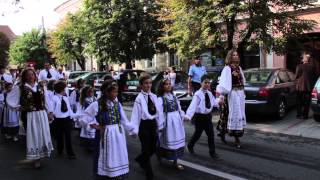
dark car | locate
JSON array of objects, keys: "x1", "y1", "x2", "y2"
[
  {"x1": 244, "y1": 68, "x2": 297, "y2": 119},
  {"x1": 311, "y1": 77, "x2": 320, "y2": 122},
  {"x1": 68, "y1": 72, "x2": 110, "y2": 90},
  {"x1": 68, "y1": 71, "x2": 89, "y2": 80}
]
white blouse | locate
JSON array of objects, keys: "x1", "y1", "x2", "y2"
[{"x1": 185, "y1": 88, "x2": 218, "y2": 120}]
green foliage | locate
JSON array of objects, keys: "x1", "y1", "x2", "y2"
[
  {"x1": 9, "y1": 29, "x2": 49, "y2": 68},
  {"x1": 157, "y1": 0, "x2": 316, "y2": 59},
  {"x1": 48, "y1": 12, "x2": 88, "y2": 70},
  {"x1": 0, "y1": 32, "x2": 10, "y2": 68},
  {"x1": 82, "y1": 0, "x2": 166, "y2": 69}
]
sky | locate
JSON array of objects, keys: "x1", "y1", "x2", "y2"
[{"x1": 0, "y1": 0, "x2": 66, "y2": 35}]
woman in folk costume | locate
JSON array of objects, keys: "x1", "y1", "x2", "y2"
[
  {"x1": 131, "y1": 74, "x2": 164, "y2": 180},
  {"x1": 1, "y1": 75, "x2": 20, "y2": 141},
  {"x1": 70, "y1": 78, "x2": 85, "y2": 129},
  {"x1": 77, "y1": 85, "x2": 96, "y2": 151},
  {"x1": 6, "y1": 68, "x2": 54, "y2": 168},
  {"x1": 216, "y1": 49, "x2": 246, "y2": 148},
  {"x1": 82, "y1": 80, "x2": 135, "y2": 180},
  {"x1": 156, "y1": 79, "x2": 185, "y2": 170}
]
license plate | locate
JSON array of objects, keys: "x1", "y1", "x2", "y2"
[{"x1": 128, "y1": 86, "x2": 137, "y2": 90}]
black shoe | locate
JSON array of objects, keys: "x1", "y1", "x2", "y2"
[
  {"x1": 68, "y1": 154, "x2": 77, "y2": 159},
  {"x1": 146, "y1": 170, "x2": 154, "y2": 180},
  {"x1": 187, "y1": 144, "x2": 194, "y2": 154},
  {"x1": 209, "y1": 152, "x2": 219, "y2": 159},
  {"x1": 135, "y1": 157, "x2": 146, "y2": 170},
  {"x1": 218, "y1": 133, "x2": 227, "y2": 144}
]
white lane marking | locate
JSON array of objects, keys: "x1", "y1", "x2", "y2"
[{"x1": 179, "y1": 159, "x2": 248, "y2": 180}]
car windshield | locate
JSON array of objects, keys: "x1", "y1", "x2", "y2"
[
  {"x1": 69, "y1": 72, "x2": 88, "y2": 79},
  {"x1": 244, "y1": 71, "x2": 272, "y2": 84}
]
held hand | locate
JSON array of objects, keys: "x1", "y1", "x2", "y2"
[
  {"x1": 184, "y1": 116, "x2": 190, "y2": 121},
  {"x1": 48, "y1": 113, "x2": 54, "y2": 121},
  {"x1": 188, "y1": 88, "x2": 192, "y2": 96},
  {"x1": 90, "y1": 124, "x2": 101, "y2": 130}
]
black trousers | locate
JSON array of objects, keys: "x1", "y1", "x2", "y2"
[
  {"x1": 189, "y1": 113, "x2": 216, "y2": 153},
  {"x1": 296, "y1": 91, "x2": 312, "y2": 118},
  {"x1": 21, "y1": 111, "x2": 27, "y2": 131},
  {"x1": 136, "y1": 120, "x2": 157, "y2": 177},
  {"x1": 191, "y1": 82, "x2": 201, "y2": 94},
  {"x1": 55, "y1": 117, "x2": 75, "y2": 155}
]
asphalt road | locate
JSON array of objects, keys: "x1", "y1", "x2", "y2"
[{"x1": 1, "y1": 110, "x2": 320, "y2": 180}]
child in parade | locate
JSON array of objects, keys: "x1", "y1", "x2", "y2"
[
  {"x1": 70, "y1": 78, "x2": 85, "y2": 129},
  {"x1": 51, "y1": 80, "x2": 77, "y2": 159},
  {"x1": 78, "y1": 85, "x2": 96, "y2": 151},
  {"x1": 1, "y1": 75, "x2": 20, "y2": 141},
  {"x1": 6, "y1": 68, "x2": 54, "y2": 168},
  {"x1": 185, "y1": 74, "x2": 218, "y2": 159},
  {"x1": 156, "y1": 78, "x2": 185, "y2": 170},
  {"x1": 216, "y1": 49, "x2": 246, "y2": 148},
  {"x1": 131, "y1": 74, "x2": 164, "y2": 180},
  {"x1": 82, "y1": 80, "x2": 135, "y2": 180},
  {"x1": 46, "y1": 80, "x2": 57, "y2": 139}
]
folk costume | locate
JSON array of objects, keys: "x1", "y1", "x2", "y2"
[
  {"x1": 157, "y1": 93, "x2": 185, "y2": 161},
  {"x1": 70, "y1": 88, "x2": 82, "y2": 128},
  {"x1": 51, "y1": 94, "x2": 77, "y2": 158},
  {"x1": 131, "y1": 91, "x2": 164, "y2": 179},
  {"x1": 216, "y1": 65, "x2": 246, "y2": 144},
  {"x1": 83, "y1": 98, "x2": 135, "y2": 179},
  {"x1": 185, "y1": 88, "x2": 218, "y2": 158},
  {"x1": 7, "y1": 83, "x2": 53, "y2": 160}
]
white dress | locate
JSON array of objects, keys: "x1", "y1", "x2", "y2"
[
  {"x1": 157, "y1": 93, "x2": 185, "y2": 160},
  {"x1": 69, "y1": 89, "x2": 81, "y2": 128},
  {"x1": 78, "y1": 97, "x2": 96, "y2": 139},
  {"x1": 2, "y1": 92, "x2": 20, "y2": 128},
  {"x1": 216, "y1": 65, "x2": 246, "y2": 131},
  {"x1": 7, "y1": 84, "x2": 54, "y2": 160},
  {"x1": 82, "y1": 99, "x2": 135, "y2": 178}
]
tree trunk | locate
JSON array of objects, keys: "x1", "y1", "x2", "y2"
[
  {"x1": 126, "y1": 60, "x2": 132, "y2": 69},
  {"x1": 76, "y1": 56, "x2": 86, "y2": 71},
  {"x1": 226, "y1": 15, "x2": 236, "y2": 51}
]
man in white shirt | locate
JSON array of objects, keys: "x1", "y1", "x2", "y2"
[{"x1": 38, "y1": 62, "x2": 59, "y2": 82}]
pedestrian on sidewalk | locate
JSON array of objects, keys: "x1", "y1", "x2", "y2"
[
  {"x1": 156, "y1": 78, "x2": 186, "y2": 170},
  {"x1": 6, "y1": 68, "x2": 54, "y2": 168},
  {"x1": 216, "y1": 49, "x2": 246, "y2": 149},
  {"x1": 82, "y1": 80, "x2": 135, "y2": 180},
  {"x1": 131, "y1": 73, "x2": 164, "y2": 180},
  {"x1": 295, "y1": 52, "x2": 317, "y2": 119},
  {"x1": 78, "y1": 85, "x2": 96, "y2": 151},
  {"x1": 185, "y1": 74, "x2": 218, "y2": 159},
  {"x1": 188, "y1": 56, "x2": 207, "y2": 95},
  {"x1": 1, "y1": 75, "x2": 20, "y2": 142},
  {"x1": 51, "y1": 80, "x2": 77, "y2": 159}
]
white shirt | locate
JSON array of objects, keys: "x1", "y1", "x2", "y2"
[
  {"x1": 52, "y1": 94, "x2": 75, "y2": 118},
  {"x1": 57, "y1": 72, "x2": 65, "y2": 80},
  {"x1": 130, "y1": 91, "x2": 164, "y2": 134},
  {"x1": 38, "y1": 68, "x2": 59, "y2": 81},
  {"x1": 168, "y1": 72, "x2": 176, "y2": 87},
  {"x1": 185, "y1": 88, "x2": 218, "y2": 120}
]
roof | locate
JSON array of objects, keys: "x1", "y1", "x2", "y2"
[{"x1": 0, "y1": 25, "x2": 16, "y2": 41}]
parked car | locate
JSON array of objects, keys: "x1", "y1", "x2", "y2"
[
  {"x1": 68, "y1": 72, "x2": 110, "y2": 90},
  {"x1": 244, "y1": 68, "x2": 297, "y2": 119},
  {"x1": 68, "y1": 71, "x2": 89, "y2": 80},
  {"x1": 311, "y1": 76, "x2": 320, "y2": 122}
]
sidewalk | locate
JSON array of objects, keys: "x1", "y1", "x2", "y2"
[{"x1": 123, "y1": 106, "x2": 320, "y2": 140}]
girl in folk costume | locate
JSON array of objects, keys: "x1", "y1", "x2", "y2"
[
  {"x1": 6, "y1": 68, "x2": 54, "y2": 168},
  {"x1": 216, "y1": 49, "x2": 246, "y2": 148},
  {"x1": 1, "y1": 75, "x2": 20, "y2": 141},
  {"x1": 156, "y1": 79, "x2": 185, "y2": 170},
  {"x1": 82, "y1": 80, "x2": 135, "y2": 180},
  {"x1": 185, "y1": 74, "x2": 219, "y2": 159},
  {"x1": 70, "y1": 78, "x2": 85, "y2": 128},
  {"x1": 131, "y1": 74, "x2": 164, "y2": 180},
  {"x1": 51, "y1": 80, "x2": 77, "y2": 159},
  {"x1": 77, "y1": 85, "x2": 96, "y2": 151}
]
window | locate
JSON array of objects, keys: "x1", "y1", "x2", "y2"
[
  {"x1": 277, "y1": 71, "x2": 290, "y2": 83},
  {"x1": 287, "y1": 71, "x2": 296, "y2": 82},
  {"x1": 244, "y1": 71, "x2": 272, "y2": 84}
]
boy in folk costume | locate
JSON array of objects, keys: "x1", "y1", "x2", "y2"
[
  {"x1": 185, "y1": 74, "x2": 218, "y2": 159},
  {"x1": 1, "y1": 75, "x2": 20, "y2": 141},
  {"x1": 77, "y1": 85, "x2": 96, "y2": 151},
  {"x1": 82, "y1": 80, "x2": 135, "y2": 179},
  {"x1": 131, "y1": 74, "x2": 164, "y2": 180},
  {"x1": 216, "y1": 49, "x2": 246, "y2": 148},
  {"x1": 156, "y1": 79, "x2": 186, "y2": 170},
  {"x1": 6, "y1": 68, "x2": 54, "y2": 168},
  {"x1": 51, "y1": 80, "x2": 77, "y2": 159}
]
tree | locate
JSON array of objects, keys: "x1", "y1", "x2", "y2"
[
  {"x1": 156, "y1": 0, "x2": 316, "y2": 60},
  {"x1": 0, "y1": 32, "x2": 10, "y2": 68},
  {"x1": 9, "y1": 29, "x2": 50, "y2": 69},
  {"x1": 48, "y1": 12, "x2": 88, "y2": 70},
  {"x1": 82, "y1": 0, "x2": 166, "y2": 69}
]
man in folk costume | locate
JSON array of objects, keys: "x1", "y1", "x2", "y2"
[
  {"x1": 216, "y1": 49, "x2": 246, "y2": 148},
  {"x1": 7, "y1": 68, "x2": 54, "y2": 168}
]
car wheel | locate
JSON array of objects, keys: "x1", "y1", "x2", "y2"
[
  {"x1": 314, "y1": 114, "x2": 320, "y2": 122},
  {"x1": 276, "y1": 99, "x2": 286, "y2": 119}
]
